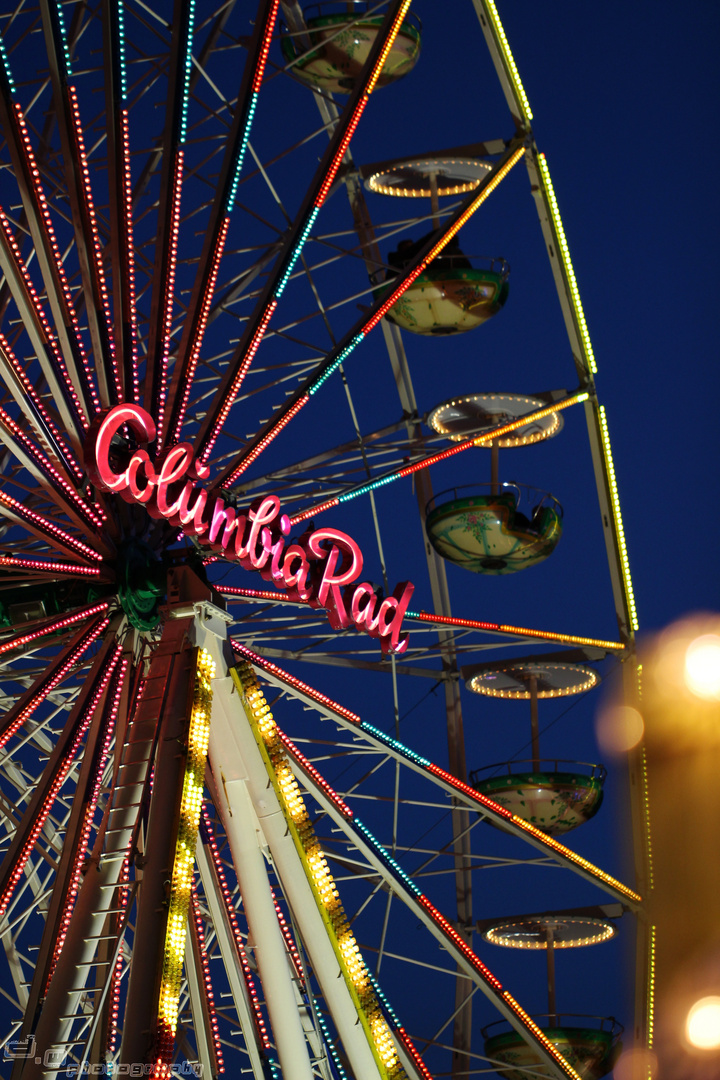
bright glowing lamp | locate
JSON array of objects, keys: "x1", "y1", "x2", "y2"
[
  {"x1": 686, "y1": 996, "x2": 720, "y2": 1050},
  {"x1": 684, "y1": 635, "x2": 720, "y2": 701}
]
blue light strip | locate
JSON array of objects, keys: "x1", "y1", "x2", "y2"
[
  {"x1": 358, "y1": 722, "x2": 432, "y2": 769},
  {"x1": 366, "y1": 970, "x2": 401, "y2": 1028},
  {"x1": 352, "y1": 818, "x2": 423, "y2": 900},
  {"x1": 178, "y1": 0, "x2": 196, "y2": 144},
  {"x1": 308, "y1": 334, "x2": 365, "y2": 395},
  {"x1": 224, "y1": 91, "x2": 258, "y2": 214},
  {"x1": 0, "y1": 33, "x2": 15, "y2": 95},
  {"x1": 315, "y1": 1008, "x2": 349, "y2": 1080},
  {"x1": 52, "y1": 0, "x2": 74, "y2": 80},
  {"x1": 274, "y1": 206, "x2": 321, "y2": 299},
  {"x1": 338, "y1": 469, "x2": 393, "y2": 501},
  {"x1": 117, "y1": 0, "x2": 128, "y2": 102}
]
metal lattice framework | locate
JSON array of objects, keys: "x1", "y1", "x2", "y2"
[{"x1": 0, "y1": 2, "x2": 651, "y2": 1079}]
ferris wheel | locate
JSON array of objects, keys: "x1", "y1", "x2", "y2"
[{"x1": 0, "y1": 2, "x2": 651, "y2": 1079}]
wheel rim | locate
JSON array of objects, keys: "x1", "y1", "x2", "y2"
[{"x1": 0, "y1": 3, "x2": 644, "y2": 1078}]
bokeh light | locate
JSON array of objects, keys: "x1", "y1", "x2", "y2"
[
  {"x1": 686, "y1": 996, "x2": 720, "y2": 1050},
  {"x1": 685, "y1": 636, "x2": 720, "y2": 701},
  {"x1": 613, "y1": 1047, "x2": 658, "y2": 1080},
  {"x1": 638, "y1": 614, "x2": 720, "y2": 750},
  {"x1": 596, "y1": 703, "x2": 644, "y2": 755}
]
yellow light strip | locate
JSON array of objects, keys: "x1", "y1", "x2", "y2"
[
  {"x1": 482, "y1": 0, "x2": 533, "y2": 123},
  {"x1": 365, "y1": 0, "x2": 413, "y2": 96},
  {"x1": 536, "y1": 153, "x2": 597, "y2": 375},
  {"x1": 410, "y1": 610, "x2": 624, "y2": 653},
  {"x1": 597, "y1": 405, "x2": 639, "y2": 630},
  {"x1": 647, "y1": 924, "x2": 656, "y2": 1051},
  {"x1": 640, "y1": 744, "x2": 654, "y2": 889},
  {"x1": 511, "y1": 815, "x2": 641, "y2": 904},
  {"x1": 470, "y1": 393, "x2": 587, "y2": 445},
  {"x1": 157, "y1": 649, "x2": 216, "y2": 1051},
  {"x1": 232, "y1": 662, "x2": 408, "y2": 1080},
  {"x1": 425, "y1": 147, "x2": 526, "y2": 265}
]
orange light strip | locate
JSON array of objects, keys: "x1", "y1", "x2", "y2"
[
  {"x1": 237, "y1": 643, "x2": 640, "y2": 905},
  {"x1": 365, "y1": 0, "x2": 413, "y2": 95},
  {"x1": 406, "y1": 610, "x2": 624, "y2": 652},
  {"x1": 508, "y1": 816, "x2": 640, "y2": 902},
  {"x1": 290, "y1": 393, "x2": 587, "y2": 525},
  {"x1": 500, "y1": 993, "x2": 581, "y2": 1077},
  {"x1": 220, "y1": 139, "x2": 524, "y2": 488},
  {"x1": 426, "y1": 147, "x2": 525, "y2": 263}
]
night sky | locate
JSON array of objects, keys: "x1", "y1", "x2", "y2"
[
  {"x1": 496, "y1": 1, "x2": 719, "y2": 632},
  {"x1": 200, "y1": 0, "x2": 719, "y2": 1068},
  {"x1": 0, "y1": 1, "x2": 716, "y2": 1074},
  {"x1": 245, "y1": 0, "x2": 719, "y2": 1066}
]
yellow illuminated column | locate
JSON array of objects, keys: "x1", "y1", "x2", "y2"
[
  {"x1": 476, "y1": 0, "x2": 533, "y2": 126},
  {"x1": 233, "y1": 660, "x2": 409, "y2": 1080},
  {"x1": 155, "y1": 648, "x2": 215, "y2": 1070}
]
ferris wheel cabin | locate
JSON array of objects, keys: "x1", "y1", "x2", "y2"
[
  {"x1": 425, "y1": 485, "x2": 563, "y2": 575},
  {"x1": 280, "y1": 3, "x2": 421, "y2": 93}
]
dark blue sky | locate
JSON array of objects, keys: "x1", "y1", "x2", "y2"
[
  {"x1": 498, "y1": 1, "x2": 719, "y2": 633},
  {"x1": 201, "y1": 2, "x2": 719, "y2": 1064},
  {"x1": 0, "y1": 2, "x2": 715, "y2": 1072},
  {"x1": 257, "y1": 1, "x2": 720, "y2": 1062}
]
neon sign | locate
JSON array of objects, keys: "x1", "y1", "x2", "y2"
[{"x1": 86, "y1": 405, "x2": 414, "y2": 654}]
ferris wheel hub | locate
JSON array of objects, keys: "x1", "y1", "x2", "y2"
[{"x1": 115, "y1": 539, "x2": 166, "y2": 631}]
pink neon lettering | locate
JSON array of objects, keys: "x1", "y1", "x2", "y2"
[
  {"x1": 232, "y1": 513, "x2": 250, "y2": 559},
  {"x1": 350, "y1": 582, "x2": 381, "y2": 634},
  {"x1": 281, "y1": 546, "x2": 312, "y2": 601},
  {"x1": 305, "y1": 528, "x2": 363, "y2": 630},
  {"x1": 87, "y1": 404, "x2": 156, "y2": 491},
  {"x1": 260, "y1": 532, "x2": 287, "y2": 587},
  {"x1": 151, "y1": 444, "x2": 195, "y2": 519},
  {"x1": 259, "y1": 513, "x2": 291, "y2": 588},
  {"x1": 126, "y1": 451, "x2": 157, "y2": 503},
  {"x1": 239, "y1": 497, "x2": 282, "y2": 571},
  {"x1": 208, "y1": 499, "x2": 237, "y2": 548},
  {"x1": 372, "y1": 582, "x2": 414, "y2": 655},
  {"x1": 88, "y1": 406, "x2": 414, "y2": 654},
  {"x1": 177, "y1": 484, "x2": 209, "y2": 536}
]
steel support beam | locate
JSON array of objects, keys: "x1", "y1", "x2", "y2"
[
  {"x1": 10, "y1": 619, "x2": 127, "y2": 1060},
  {"x1": 209, "y1": 674, "x2": 385, "y2": 1080},
  {"x1": 39, "y1": 0, "x2": 117, "y2": 407},
  {"x1": 286, "y1": 743, "x2": 574, "y2": 1080},
  {"x1": 165, "y1": 0, "x2": 280, "y2": 444},
  {"x1": 118, "y1": 610, "x2": 197, "y2": 1065},
  {"x1": 195, "y1": 836, "x2": 269, "y2": 1080}
]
